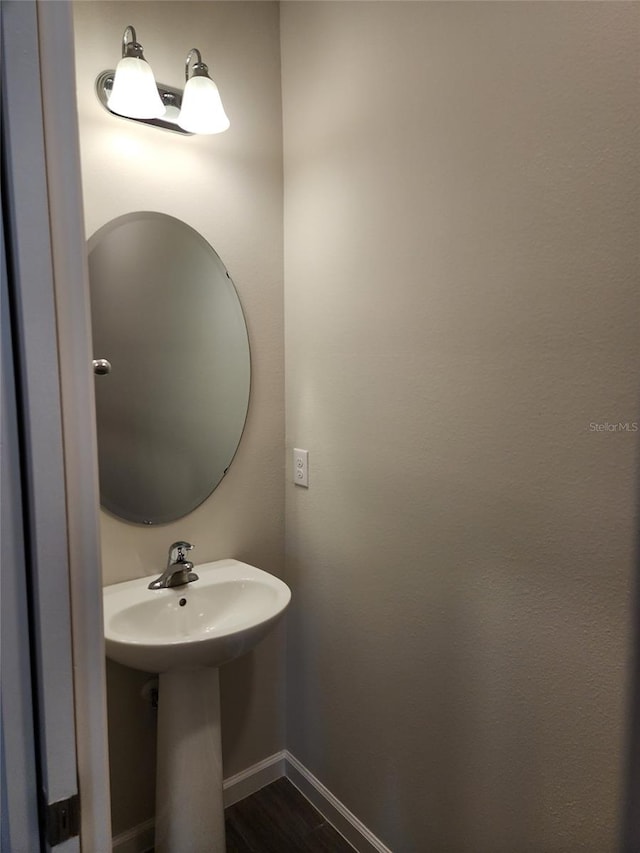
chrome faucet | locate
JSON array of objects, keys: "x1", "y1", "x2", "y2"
[{"x1": 148, "y1": 541, "x2": 199, "y2": 590}]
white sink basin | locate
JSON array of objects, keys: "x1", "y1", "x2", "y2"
[{"x1": 103, "y1": 559, "x2": 291, "y2": 672}]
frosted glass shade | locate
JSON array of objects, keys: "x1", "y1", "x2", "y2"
[
  {"x1": 107, "y1": 57, "x2": 165, "y2": 119},
  {"x1": 178, "y1": 76, "x2": 230, "y2": 135}
]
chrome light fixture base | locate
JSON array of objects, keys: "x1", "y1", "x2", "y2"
[{"x1": 96, "y1": 70, "x2": 193, "y2": 135}]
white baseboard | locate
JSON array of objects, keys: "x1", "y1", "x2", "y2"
[
  {"x1": 112, "y1": 817, "x2": 154, "y2": 853},
  {"x1": 112, "y1": 750, "x2": 391, "y2": 853},
  {"x1": 284, "y1": 751, "x2": 392, "y2": 853},
  {"x1": 223, "y1": 749, "x2": 287, "y2": 807}
]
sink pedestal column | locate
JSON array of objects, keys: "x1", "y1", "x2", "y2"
[{"x1": 155, "y1": 668, "x2": 225, "y2": 853}]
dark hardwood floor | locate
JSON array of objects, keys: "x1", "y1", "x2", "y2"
[{"x1": 225, "y1": 777, "x2": 355, "y2": 852}]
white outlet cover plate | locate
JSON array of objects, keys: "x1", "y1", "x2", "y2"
[{"x1": 293, "y1": 448, "x2": 309, "y2": 487}]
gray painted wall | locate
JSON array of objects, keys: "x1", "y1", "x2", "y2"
[{"x1": 281, "y1": 3, "x2": 639, "y2": 851}]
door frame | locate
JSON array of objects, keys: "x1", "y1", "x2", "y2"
[
  {"x1": 2, "y1": 0, "x2": 111, "y2": 849},
  {"x1": 1, "y1": 164, "x2": 42, "y2": 853}
]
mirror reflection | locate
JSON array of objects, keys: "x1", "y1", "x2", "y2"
[{"x1": 88, "y1": 212, "x2": 250, "y2": 524}]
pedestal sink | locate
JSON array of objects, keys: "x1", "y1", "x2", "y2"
[{"x1": 102, "y1": 559, "x2": 291, "y2": 853}]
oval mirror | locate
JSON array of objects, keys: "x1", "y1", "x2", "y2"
[{"x1": 88, "y1": 212, "x2": 250, "y2": 525}]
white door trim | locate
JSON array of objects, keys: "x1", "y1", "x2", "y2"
[{"x1": 36, "y1": 1, "x2": 112, "y2": 848}]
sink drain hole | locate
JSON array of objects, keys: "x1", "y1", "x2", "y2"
[{"x1": 179, "y1": 598, "x2": 187, "y2": 607}]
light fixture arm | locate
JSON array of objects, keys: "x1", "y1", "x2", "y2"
[
  {"x1": 185, "y1": 47, "x2": 210, "y2": 81},
  {"x1": 121, "y1": 25, "x2": 145, "y2": 59}
]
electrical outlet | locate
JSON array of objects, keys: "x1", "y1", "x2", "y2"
[{"x1": 293, "y1": 448, "x2": 309, "y2": 487}]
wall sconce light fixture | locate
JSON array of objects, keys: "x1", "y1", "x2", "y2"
[
  {"x1": 178, "y1": 49, "x2": 230, "y2": 135},
  {"x1": 96, "y1": 26, "x2": 230, "y2": 136},
  {"x1": 106, "y1": 26, "x2": 165, "y2": 120}
]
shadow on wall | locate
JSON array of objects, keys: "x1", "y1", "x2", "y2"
[
  {"x1": 219, "y1": 650, "x2": 255, "y2": 759},
  {"x1": 106, "y1": 661, "x2": 157, "y2": 836}
]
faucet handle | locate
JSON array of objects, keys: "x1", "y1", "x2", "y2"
[{"x1": 167, "y1": 541, "x2": 194, "y2": 565}]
